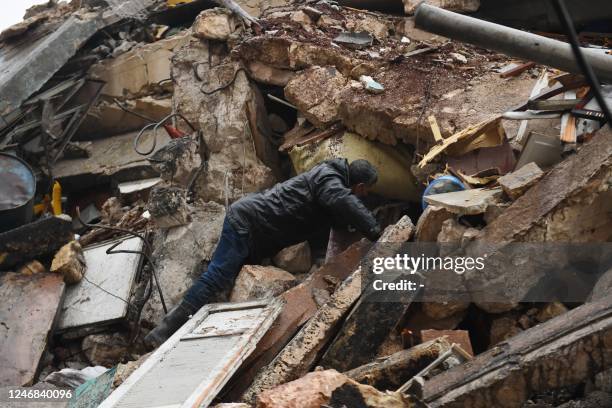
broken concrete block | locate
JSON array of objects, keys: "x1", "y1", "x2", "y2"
[
  {"x1": 329, "y1": 381, "x2": 412, "y2": 407},
  {"x1": 54, "y1": 131, "x2": 166, "y2": 191},
  {"x1": 256, "y1": 369, "x2": 411, "y2": 408},
  {"x1": 148, "y1": 136, "x2": 202, "y2": 187},
  {"x1": 437, "y1": 218, "x2": 468, "y2": 245},
  {"x1": 147, "y1": 186, "x2": 191, "y2": 229},
  {"x1": 290, "y1": 10, "x2": 313, "y2": 30},
  {"x1": 174, "y1": 38, "x2": 276, "y2": 205},
  {"x1": 141, "y1": 201, "x2": 225, "y2": 325},
  {"x1": 334, "y1": 31, "x2": 374, "y2": 50},
  {"x1": 272, "y1": 241, "x2": 312, "y2": 274},
  {"x1": 82, "y1": 333, "x2": 130, "y2": 367},
  {"x1": 424, "y1": 187, "x2": 503, "y2": 215},
  {"x1": 489, "y1": 316, "x2": 522, "y2": 347},
  {"x1": 403, "y1": 0, "x2": 480, "y2": 15},
  {"x1": 246, "y1": 61, "x2": 295, "y2": 86},
  {"x1": 194, "y1": 8, "x2": 236, "y2": 41},
  {"x1": 51, "y1": 241, "x2": 86, "y2": 284},
  {"x1": 345, "y1": 14, "x2": 390, "y2": 40},
  {"x1": 230, "y1": 265, "x2": 297, "y2": 302},
  {"x1": 78, "y1": 96, "x2": 172, "y2": 139},
  {"x1": 422, "y1": 301, "x2": 470, "y2": 321},
  {"x1": 415, "y1": 205, "x2": 455, "y2": 242},
  {"x1": 360, "y1": 75, "x2": 385, "y2": 94},
  {"x1": 345, "y1": 338, "x2": 452, "y2": 390},
  {"x1": 17, "y1": 260, "x2": 46, "y2": 276},
  {"x1": 89, "y1": 32, "x2": 190, "y2": 99},
  {"x1": 284, "y1": 66, "x2": 349, "y2": 128},
  {"x1": 420, "y1": 329, "x2": 474, "y2": 357},
  {"x1": 256, "y1": 370, "x2": 349, "y2": 408},
  {"x1": 535, "y1": 301, "x2": 569, "y2": 323},
  {"x1": 498, "y1": 162, "x2": 544, "y2": 200}
]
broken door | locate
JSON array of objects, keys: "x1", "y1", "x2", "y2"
[{"x1": 99, "y1": 299, "x2": 283, "y2": 408}]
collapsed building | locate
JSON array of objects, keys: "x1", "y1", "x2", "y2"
[{"x1": 0, "y1": 0, "x2": 611, "y2": 407}]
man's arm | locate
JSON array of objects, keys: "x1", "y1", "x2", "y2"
[{"x1": 317, "y1": 177, "x2": 381, "y2": 241}]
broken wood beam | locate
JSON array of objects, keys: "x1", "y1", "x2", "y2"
[
  {"x1": 344, "y1": 338, "x2": 452, "y2": 391},
  {"x1": 240, "y1": 217, "x2": 415, "y2": 404},
  {"x1": 499, "y1": 61, "x2": 535, "y2": 79},
  {"x1": 319, "y1": 217, "x2": 416, "y2": 372},
  {"x1": 423, "y1": 294, "x2": 612, "y2": 407},
  {"x1": 223, "y1": 240, "x2": 370, "y2": 400}
]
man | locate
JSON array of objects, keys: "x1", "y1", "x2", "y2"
[{"x1": 145, "y1": 158, "x2": 381, "y2": 347}]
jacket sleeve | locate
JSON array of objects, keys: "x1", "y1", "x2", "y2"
[{"x1": 316, "y1": 177, "x2": 381, "y2": 241}]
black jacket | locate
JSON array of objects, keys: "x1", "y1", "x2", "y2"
[{"x1": 227, "y1": 158, "x2": 380, "y2": 261}]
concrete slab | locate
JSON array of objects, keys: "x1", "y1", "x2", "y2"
[
  {"x1": 0, "y1": 273, "x2": 65, "y2": 386},
  {"x1": 424, "y1": 188, "x2": 503, "y2": 215},
  {"x1": 53, "y1": 131, "x2": 169, "y2": 190}
]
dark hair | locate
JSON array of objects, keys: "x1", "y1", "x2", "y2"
[{"x1": 349, "y1": 159, "x2": 378, "y2": 186}]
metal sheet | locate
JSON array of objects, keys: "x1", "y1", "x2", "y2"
[
  {"x1": 0, "y1": 273, "x2": 65, "y2": 386},
  {"x1": 0, "y1": 153, "x2": 35, "y2": 210},
  {"x1": 0, "y1": 14, "x2": 106, "y2": 117},
  {"x1": 100, "y1": 299, "x2": 284, "y2": 408},
  {"x1": 57, "y1": 237, "x2": 143, "y2": 332}
]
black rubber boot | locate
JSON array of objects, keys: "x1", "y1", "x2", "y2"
[{"x1": 144, "y1": 301, "x2": 193, "y2": 349}]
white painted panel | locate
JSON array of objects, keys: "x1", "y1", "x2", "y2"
[
  {"x1": 57, "y1": 237, "x2": 143, "y2": 331},
  {"x1": 100, "y1": 299, "x2": 284, "y2": 408}
]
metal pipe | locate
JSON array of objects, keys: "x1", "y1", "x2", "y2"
[{"x1": 415, "y1": 4, "x2": 612, "y2": 84}]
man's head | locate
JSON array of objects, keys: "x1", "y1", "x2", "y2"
[{"x1": 349, "y1": 159, "x2": 378, "y2": 197}]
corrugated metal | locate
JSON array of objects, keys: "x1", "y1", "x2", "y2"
[{"x1": 100, "y1": 299, "x2": 284, "y2": 408}]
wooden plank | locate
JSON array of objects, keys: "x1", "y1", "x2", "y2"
[
  {"x1": 344, "y1": 338, "x2": 451, "y2": 390},
  {"x1": 428, "y1": 115, "x2": 444, "y2": 143},
  {"x1": 424, "y1": 295, "x2": 612, "y2": 407},
  {"x1": 499, "y1": 61, "x2": 535, "y2": 79},
  {"x1": 241, "y1": 217, "x2": 415, "y2": 403},
  {"x1": 222, "y1": 240, "x2": 370, "y2": 401},
  {"x1": 418, "y1": 117, "x2": 504, "y2": 168},
  {"x1": 0, "y1": 273, "x2": 65, "y2": 386},
  {"x1": 316, "y1": 217, "x2": 416, "y2": 373},
  {"x1": 99, "y1": 299, "x2": 282, "y2": 408},
  {"x1": 57, "y1": 237, "x2": 144, "y2": 332},
  {"x1": 514, "y1": 69, "x2": 549, "y2": 145}
]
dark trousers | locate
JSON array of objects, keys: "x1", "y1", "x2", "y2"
[{"x1": 183, "y1": 217, "x2": 250, "y2": 311}]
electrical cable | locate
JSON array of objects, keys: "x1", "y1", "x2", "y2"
[
  {"x1": 552, "y1": 0, "x2": 612, "y2": 125},
  {"x1": 76, "y1": 207, "x2": 168, "y2": 314},
  {"x1": 133, "y1": 113, "x2": 196, "y2": 156}
]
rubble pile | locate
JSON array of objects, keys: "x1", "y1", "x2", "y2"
[{"x1": 0, "y1": 0, "x2": 611, "y2": 407}]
